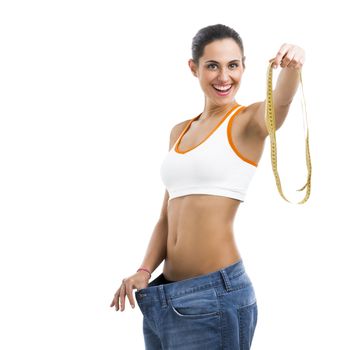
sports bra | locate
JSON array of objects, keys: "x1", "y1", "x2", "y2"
[{"x1": 159, "y1": 103, "x2": 258, "y2": 202}]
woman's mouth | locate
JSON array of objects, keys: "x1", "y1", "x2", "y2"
[{"x1": 212, "y1": 84, "x2": 233, "y2": 96}]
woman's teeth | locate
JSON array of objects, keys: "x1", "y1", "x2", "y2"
[
  {"x1": 213, "y1": 84, "x2": 232, "y2": 92},
  {"x1": 213, "y1": 84, "x2": 232, "y2": 95}
]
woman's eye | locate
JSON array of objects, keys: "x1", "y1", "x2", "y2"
[{"x1": 207, "y1": 63, "x2": 238, "y2": 70}]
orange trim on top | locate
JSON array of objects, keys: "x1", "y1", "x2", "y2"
[
  {"x1": 175, "y1": 103, "x2": 240, "y2": 154},
  {"x1": 227, "y1": 106, "x2": 258, "y2": 167}
]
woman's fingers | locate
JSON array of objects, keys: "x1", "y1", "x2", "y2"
[
  {"x1": 111, "y1": 274, "x2": 143, "y2": 312},
  {"x1": 271, "y1": 43, "x2": 305, "y2": 70},
  {"x1": 111, "y1": 295, "x2": 118, "y2": 310},
  {"x1": 119, "y1": 282, "x2": 126, "y2": 311},
  {"x1": 272, "y1": 43, "x2": 290, "y2": 68},
  {"x1": 109, "y1": 287, "x2": 121, "y2": 310},
  {"x1": 109, "y1": 284, "x2": 128, "y2": 312},
  {"x1": 280, "y1": 48, "x2": 296, "y2": 68},
  {"x1": 125, "y1": 284, "x2": 136, "y2": 309}
]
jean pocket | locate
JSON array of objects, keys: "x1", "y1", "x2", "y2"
[
  {"x1": 135, "y1": 286, "x2": 148, "y2": 295},
  {"x1": 170, "y1": 288, "x2": 220, "y2": 318}
]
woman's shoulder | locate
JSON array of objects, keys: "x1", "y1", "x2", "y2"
[
  {"x1": 167, "y1": 118, "x2": 193, "y2": 151},
  {"x1": 171, "y1": 117, "x2": 193, "y2": 137}
]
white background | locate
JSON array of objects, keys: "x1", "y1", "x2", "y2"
[{"x1": 1, "y1": 0, "x2": 349, "y2": 349}]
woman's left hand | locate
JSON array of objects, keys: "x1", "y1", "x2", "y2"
[{"x1": 271, "y1": 43, "x2": 305, "y2": 70}]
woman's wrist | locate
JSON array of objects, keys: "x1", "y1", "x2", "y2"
[{"x1": 137, "y1": 267, "x2": 151, "y2": 279}]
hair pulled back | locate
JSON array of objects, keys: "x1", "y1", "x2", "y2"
[{"x1": 191, "y1": 24, "x2": 245, "y2": 69}]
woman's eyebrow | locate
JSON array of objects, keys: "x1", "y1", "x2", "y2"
[{"x1": 205, "y1": 59, "x2": 241, "y2": 63}]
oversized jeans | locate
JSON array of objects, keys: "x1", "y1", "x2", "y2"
[{"x1": 135, "y1": 258, "x2": 258, "y2": 349}]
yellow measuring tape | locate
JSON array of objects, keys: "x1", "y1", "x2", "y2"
[{"x1": 265, "y1": 59, "x2": 312, "y2": 204}]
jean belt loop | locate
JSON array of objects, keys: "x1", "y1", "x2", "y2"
[
  {"x1": 158, "y1": 284, "x2": 168, "y2": 308},
  {"x1": 220, "y1": 269, "x2": 233, "y2": 292}
]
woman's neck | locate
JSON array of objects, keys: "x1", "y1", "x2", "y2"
[{"x1": 199, "y1": 99, "x2": 238, "y2": 121}]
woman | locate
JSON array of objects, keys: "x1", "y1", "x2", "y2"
[{"x1": 110, "y1": 24, "x2": 305, "y2": 349}]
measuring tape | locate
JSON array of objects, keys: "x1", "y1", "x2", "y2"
[{"x1": 265, "y1": 59, "x2": 312, "y2": 204}]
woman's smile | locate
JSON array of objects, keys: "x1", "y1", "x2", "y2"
[{"x1": 212, "y1": 83, "x2": 233, "y2": 96}]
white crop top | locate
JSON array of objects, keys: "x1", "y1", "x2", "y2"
[{"x1": 159, "y1": 104, "x2": 258, "y2": 202}]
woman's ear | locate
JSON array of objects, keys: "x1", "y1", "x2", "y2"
[
  {"x1": 242, "y1": 55, "x2": 246, "y2": 70},
  {"x1": 188, "y1": 59, "x2": 198, "y2": 77}
]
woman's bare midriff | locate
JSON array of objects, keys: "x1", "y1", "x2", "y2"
[
  {"x1": 162, "y1": 103, "x2": 265, "y2": 282},
  {"x1": 162, "y1": 194, "x2": 242, "y2": 281}
]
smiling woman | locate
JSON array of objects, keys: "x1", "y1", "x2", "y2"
[
  {"x1": 206, "y1": 59, "x2": 241, "y2": 95},
  {"x1": 111, "y1": 24, "x2": 261, "y2": 350},
  {"x1": 188, "y1": 30, "x2": 247, "y2": 117}
]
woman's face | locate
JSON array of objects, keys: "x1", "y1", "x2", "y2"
[{"x1": 189, "y1": 38, "x2": 245, "y2": 106}]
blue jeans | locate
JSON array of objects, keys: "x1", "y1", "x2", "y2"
[{"x1": 135, "y1": 258, "x2": 258, "y2": 349}]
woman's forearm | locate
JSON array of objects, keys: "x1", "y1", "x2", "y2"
[{"x1": 138, "y1": 218, "x2": 168, "y2": 275}]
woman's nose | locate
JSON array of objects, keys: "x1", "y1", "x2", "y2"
[{"x1": 217, "y1": 68, "x2": 231, "y2": 82}]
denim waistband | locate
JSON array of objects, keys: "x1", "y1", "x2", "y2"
[{"x1": 135, "y1": 258, "x2": 249, "y2": 307}]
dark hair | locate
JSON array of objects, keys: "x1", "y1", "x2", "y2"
[{"x1": 191, "y1": 24, "x2": 245, "y2": 69}]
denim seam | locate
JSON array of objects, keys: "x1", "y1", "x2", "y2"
[
  {"x1": 238, "y1": 305, "x2": 244, "y2": 349},
  {"x1": 169, "y1": 301, "x2": 220, "y2": 318},
  {"x1": 237, "y1": 300, "x2": 257, "y2": 349},
  {"x1": 218, "y1": 309, "x2": 224, "y2": 350},
  {"x1": 168, "y1": 282, "x2": 215, "y2": 300},
  {"x1": 216, "y1": 282, "x2": 253, "y2": 297},
  {"x1": 237, "y1": 299, "x2": 257, "y2": 310},
  {"x1": 218, "y1": 296, "x2": 233, "y2": 350}
]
